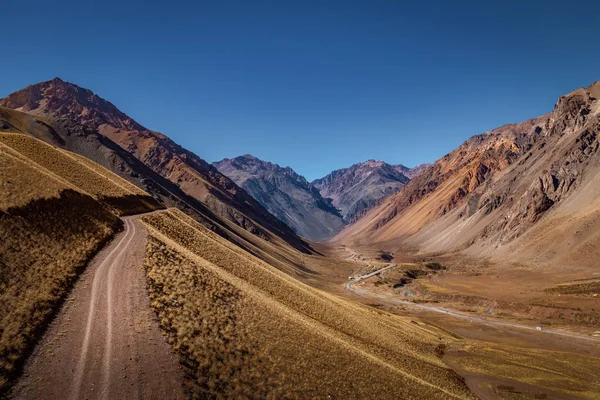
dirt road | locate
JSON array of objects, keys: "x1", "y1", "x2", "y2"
[
  {"x1": 10, "y1": 213, "x2": 186, "y2": 400},
  {"x1": 347, "y1": 265, "x2": 600, "y2": 343}
]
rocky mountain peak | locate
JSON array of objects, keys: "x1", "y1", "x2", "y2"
[
  {"x1": 0, "y1": 78, "x2": 143, "y2": 132},
  {"x1": 214, "y1": 155, "x2": 344, "y2": 240},
  {"x1": 216, "y1": 155, "x2": 310, "y2": 188},
  {"x1": 312, "y1": 159, "x2": 413, "y2": 222}
]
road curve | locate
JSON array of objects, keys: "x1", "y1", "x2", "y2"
[
  {"x1": 347, "y1": 265, "x2": 600, "y2": 343},
  {"x1": 10, "y1": 212, "x2": 186, "y2": 400}
]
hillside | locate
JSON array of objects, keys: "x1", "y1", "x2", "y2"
[
  {"x1": 336, "y1": 80, "x2": 600, "y2": 269},
  {"x1": 312, "y1": 160, "x2": 411, "y2": 222},
  {"x1": 0, "y1": 78, "x2": 309, "y2": 253},
  {"x1": 214, "y1": 155, "x2": 345, "y2": 240},
  {"x1": 0, "y1": 132, "x2": 159, "y2": 392},
  {"x1": 140, "y1": 208, "x2": 474, "y2": 399}
]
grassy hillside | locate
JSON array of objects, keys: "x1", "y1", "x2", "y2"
[
  {"x1": 0, "y1": 133, "x2": 159, "y2": 393},
  {"x1": 0, "y1": 133, "x2": 160, "y2": 215},
  {"x1": 141, "y1": 209, "x2": 474, "y2": 399}
]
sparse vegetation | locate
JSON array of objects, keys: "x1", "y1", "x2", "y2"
[
  {"x1": 141, "y1": 209, "x2": 474, "y2": 399},
  {"x1": 425, "y1": 262, "x2": 445, "y2": 271},
  {"x1": 545, "y1": 281, "x2": 600, "y2": 295},
  {"x1": 446, "y1": 342, "x2": 600, "y2": 399}
]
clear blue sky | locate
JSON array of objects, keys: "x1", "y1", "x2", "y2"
[{"x1": 2, "y1": 1, "x2": 600, "y2": 180}]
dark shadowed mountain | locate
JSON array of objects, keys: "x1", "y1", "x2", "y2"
[
  {"x1": 312, "y1": 160, "x2": 414, "y2": 222},
  {"x1": 214, "y1": 155, "x2": 345, "y2": 241}
]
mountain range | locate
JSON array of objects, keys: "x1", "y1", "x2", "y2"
[
  {"x1": 215, "y1": 156, "x2": 429, "y2": 240},
  {"x1": 0, "y1": 78, "x2": 311, "y2": 253},
  {"x1": 214, "y1": 155, "x2": 345, "y2": 241},
  {"x1": 3, "y1": 77, "x2": 600, "y2": 398},
  {"x1": 4, "y1": 76, "x2": 599, "y2": 264}
]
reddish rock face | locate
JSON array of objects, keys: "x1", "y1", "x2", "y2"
[
  {"x1": 335, "y1": 81, "x2": 600, "y2": 270},
  {"x1": 0, "y1": 78, "x2": 309, "y2": 251}
]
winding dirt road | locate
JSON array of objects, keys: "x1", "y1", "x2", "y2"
[
  {"x1": 347, "y1": 264, "x2": 600, "y2": 343},
  {"x1": 10, "y1": 213, "x2": 186, "y2": 400}
]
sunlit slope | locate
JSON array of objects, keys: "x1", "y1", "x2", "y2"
[
  {"x1": 335, "y1": 82, "x2": 600, "y2": 270},
  {"x1": 141, "y1": 209, "x2": 474, "y2": 399},
  {"x1": 0, "y1": 133, "x2": 158, "y2": 393}
]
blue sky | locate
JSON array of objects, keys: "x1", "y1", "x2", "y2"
[{"x1": 2, "y1": 1, "x2": 600, "y2": 180}]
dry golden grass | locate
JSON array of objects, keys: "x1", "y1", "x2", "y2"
[
  {"x1": 142, "y1": 210, "x2": 475, "y2": 399},
  {"x1": 445, "y1": 341, "x2": 600, "y2": 399},
  {"x1": 0, "y1": 133, "x2": 159, "y2": 215},
  {"x1": 0, "y1": 133, "x2": 156, "y2": 393},
  {"x1": 0, "y1": 146, "x2": 65, "y2": 210}
]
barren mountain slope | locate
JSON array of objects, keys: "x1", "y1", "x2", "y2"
[
  {"x1": 214, "y1": 155, "x2": 345, "y2": 240},
  {"x1": 336, "y1": 81, "x2": 600, "y2": 269},
  {"x1": 312, "y1": 160, "x2": 411, "y2": 222},
  {"x1": 0, "y1": 78, "x2": 308, "y2": 252}
]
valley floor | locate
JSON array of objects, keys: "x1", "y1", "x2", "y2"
[{"x1": 315, "y1": 245, "x2": 600, "y2": 399}]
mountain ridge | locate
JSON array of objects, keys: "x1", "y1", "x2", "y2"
[
  {"x1": 312, "y1": 159, "x2": 419, "y2": 222},
  {"x1": 0, "y1": 78, "x2": 311, "y2": 252},
  {"x1": 214, "y1": 154, "x2": 345, "y2": 240}
]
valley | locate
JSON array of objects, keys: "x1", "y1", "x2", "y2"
[{"x1": 1, "y1": 77, "x2": 600, "y2": 400}]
